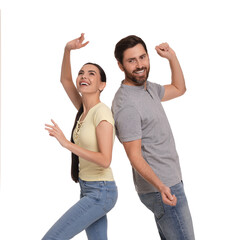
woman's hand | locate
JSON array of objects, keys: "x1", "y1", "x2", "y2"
[
  {"x1": 65, "y1": 33, "x2": 89, "y2": 51},
  {"x1": 45, "y1": 120, "x2": 69, "y2": 148}
]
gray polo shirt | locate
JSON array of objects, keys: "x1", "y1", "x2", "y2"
[{"x1": 112, "y1": 81, "x2": 182, "y2": 194}]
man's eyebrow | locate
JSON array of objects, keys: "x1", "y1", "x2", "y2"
[{"x1": 127, "y1": 57, "x2": 136, "y2": 61}]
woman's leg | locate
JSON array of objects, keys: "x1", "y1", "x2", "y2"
[
  {"x1": 84, "y1": 180, "x2": 118, "y2": 240},
  {"x1": 86, "y1": 215, "x2": 108, "y2": 240},
  {"x1": 42, "y1": 195, "x2": 106, "y2": 240},
  {"x1": 42, "y1": 180, "x2": 117, "y2": 240}
]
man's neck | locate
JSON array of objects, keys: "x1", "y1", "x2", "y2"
[{"x1": 123, "y1": 79, "x2": 147, "y2": 90}]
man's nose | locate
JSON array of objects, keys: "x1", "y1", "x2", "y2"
[{"x1": 136, "y1": 60, "x2": 143, "y2": 69}]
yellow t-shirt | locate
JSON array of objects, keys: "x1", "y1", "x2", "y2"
[{"x1": 73, "y1": 102, "x2": 115, "y2": 181}]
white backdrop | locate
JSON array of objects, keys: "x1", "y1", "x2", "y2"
[{"x1": 1, "y1": 0, "x2": 237, "y2": 239}]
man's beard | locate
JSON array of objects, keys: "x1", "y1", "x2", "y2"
[{"x1": 124, "y1": 67, "x2": 150, "y2": 86}]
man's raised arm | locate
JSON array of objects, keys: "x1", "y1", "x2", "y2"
[{"x1": 155, "y1": 43, "x2": 186, "y2": 101}]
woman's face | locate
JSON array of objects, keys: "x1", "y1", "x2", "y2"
[{"x1": 76, "y1": 64, "x2": 105, "y2": 95}]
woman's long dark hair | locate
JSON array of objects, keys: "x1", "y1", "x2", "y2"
[
  {"x1": 70, "y1": 63, "x2": 106, "y2": 183},
  {"x1": 70, "y1": 105, "x2": 83, "y2": 183}
]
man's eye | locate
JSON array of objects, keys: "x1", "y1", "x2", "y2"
[{"x1": 78, "y1": 72, "x2": 83, "y2": 75}]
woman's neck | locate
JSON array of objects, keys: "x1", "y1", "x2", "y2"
[{"x1": 81, "y1": 95, "x2": 100, "y2": 114}]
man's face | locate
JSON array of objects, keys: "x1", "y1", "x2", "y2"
[{"x1": 119, "y1": 43, "x2": 150, "y2": 86}]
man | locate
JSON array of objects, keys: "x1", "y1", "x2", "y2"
[{"x1": 112, "y1": 35, "x2": 195, "y2": 239}]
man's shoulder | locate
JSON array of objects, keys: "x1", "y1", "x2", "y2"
[
  {"x1": 112, "y1": 86, "x2": 135, "y2": 111},
  {"x1": 147, "y1": 81, "x2": 165, "y2": 100},
  {"x1": 147, "y1": 80, "x2": 161, "y2": 88}
]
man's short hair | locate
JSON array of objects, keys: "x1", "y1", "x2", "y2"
[{"x1": 114, "y1": 35, "x2": 148, "y2": 64}]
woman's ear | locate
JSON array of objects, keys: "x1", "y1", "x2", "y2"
[{"x1": 99, "y1": 82, "x2": 106, "y2": 92}]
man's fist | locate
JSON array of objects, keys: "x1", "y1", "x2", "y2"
[{"x1": 155, "y1": 43, "x2": 176, "y2": 60}]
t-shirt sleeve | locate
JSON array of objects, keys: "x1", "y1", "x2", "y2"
[
  {"x1": 155, "y1": 83, "x2": 165, "y2": 100},
  {"x1": 115, "y1": 106, "x2": 142, "y2": 143},
  {"x1": 94, "y1": 106, "x2": 115, "y2": 127}
]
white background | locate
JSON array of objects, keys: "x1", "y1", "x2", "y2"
[{"x1": 1, "y1": 0, "x2": 237, "y2": 239}]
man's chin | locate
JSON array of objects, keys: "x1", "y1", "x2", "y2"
[{"x1": 132, "y1": 78, "x2": 147, "y2": 86}]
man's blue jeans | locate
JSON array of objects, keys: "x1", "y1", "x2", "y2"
[
  {"x1": 42, "y1": 179, "x2": 118, "y2": 240},
  {"x1": 138, "y1": 181, "x2": 195, "y2": 240}
]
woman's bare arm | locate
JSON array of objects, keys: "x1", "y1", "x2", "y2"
[
  {"x1": 45, "y1": 120, "x2": 113, "y2": 168},
  {"x1": 61, "y1": 33, "x2": 89, "y2": 110}
]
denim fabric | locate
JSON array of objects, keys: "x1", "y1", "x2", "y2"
[
  {"x1": 42, "y1": 179, "x2": 117, "y2": 240},
  {"x1": 138, "y1": 181, "x2": 195, "y2": 240}
]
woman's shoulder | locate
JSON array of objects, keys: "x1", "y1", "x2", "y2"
[
  {"x1": 95, "y1": 102, "x2": 112, "y2": 114},
  {"x1": 92, "y1": 102, "x2": 114, "y2": 126}
]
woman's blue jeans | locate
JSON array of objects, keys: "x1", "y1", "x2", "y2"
[
  {"x1": 42, "y1": 179, "x2": 118, "y2": 240},
  {"x1": 138, "y1": 181, "x2": 195, "y2": 240}
]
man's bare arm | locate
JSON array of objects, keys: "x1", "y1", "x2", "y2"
[
  {"x1": 123, "y1": 139, "x2": 177, "y2": 206},
  {"x1": 155, "y1": 43, "x2": 186, "y2": 101}
]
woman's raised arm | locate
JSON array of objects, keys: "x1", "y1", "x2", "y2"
[{"x1": 61, "y1": 33, "x2": 89, "y2": 110}]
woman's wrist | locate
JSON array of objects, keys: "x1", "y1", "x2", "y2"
[
  {"x1": 63, "y1": 139, "x2": 72, "y2": 149},
  {"x1": 65, "y1": 45, "x2": 71, "y2": 53}
]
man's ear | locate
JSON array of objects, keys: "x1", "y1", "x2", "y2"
[{"x1": 117, "y1": 61, "x2": 124, "y2": 72}]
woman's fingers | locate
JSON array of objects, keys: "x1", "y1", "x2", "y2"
[
  {"x1": 45, "y1": 120, "x2": 59, "y2": 135},
  {"x1": 81, "y1": 41, "x2": 89, "y2": 48},
  {"x1": 45, "y1": 124, "x2": 54, "y2": 128},
  {"x1": 51, "y1": 119, "x2": 57, "y2": 126}
]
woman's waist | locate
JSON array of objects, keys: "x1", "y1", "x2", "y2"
[{"x1": 79, "y1": 167, "x2": 114, "y2": 181}]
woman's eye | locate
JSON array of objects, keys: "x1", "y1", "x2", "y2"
[{"x1": 89, "y1": 73, "x2": 95, "y2": 75}]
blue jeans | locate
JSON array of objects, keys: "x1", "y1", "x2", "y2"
[
  {"x1": 138, "y1": 181, "x2": 195, "y2": 240},
  {"x1": 42, "y1": 179, "x2": 118, "y2": 240}
]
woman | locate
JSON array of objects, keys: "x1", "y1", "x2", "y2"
[{"x1": 43, "y1": 33, "x2": 117, "y2": 240}]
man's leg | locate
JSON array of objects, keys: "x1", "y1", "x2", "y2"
[
  {"x1": 138, "y1": 191, "x2": 166, "y2": 239},
  {"x1": 139, "y1": 182, "x2": 195, "y2": 240}
]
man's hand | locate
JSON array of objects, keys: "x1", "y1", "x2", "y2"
[
  {"x1": 160, "y1": 184, "x2": 177, "y2": 206},
  {"x1": 65, "y1": 33, "x2": 89, "y2": 51},
  {"x1": 155, "y1": 43, "x2": 176, "y2": 61}
]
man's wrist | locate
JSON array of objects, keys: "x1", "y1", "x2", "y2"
[
  {"x1": 156, "y1": 181, "x2": 166, "y2": 192},
  {"x1": 168, "y1": 54, "x2": 177, "y2": 63}
]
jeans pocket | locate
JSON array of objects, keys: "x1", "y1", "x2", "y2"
[
  {"x1": 83, "y1": 181, "x2": 103, "y2": 201},
  {"x1": 139, "y1": 192, "x2": 165, "y2": 220},
  {"x1": 103, "y1": 186, "x2": 118, "y2": 212},
  {"x1": 153, "y1": 193, "x2": 165, "y2": 220}
]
